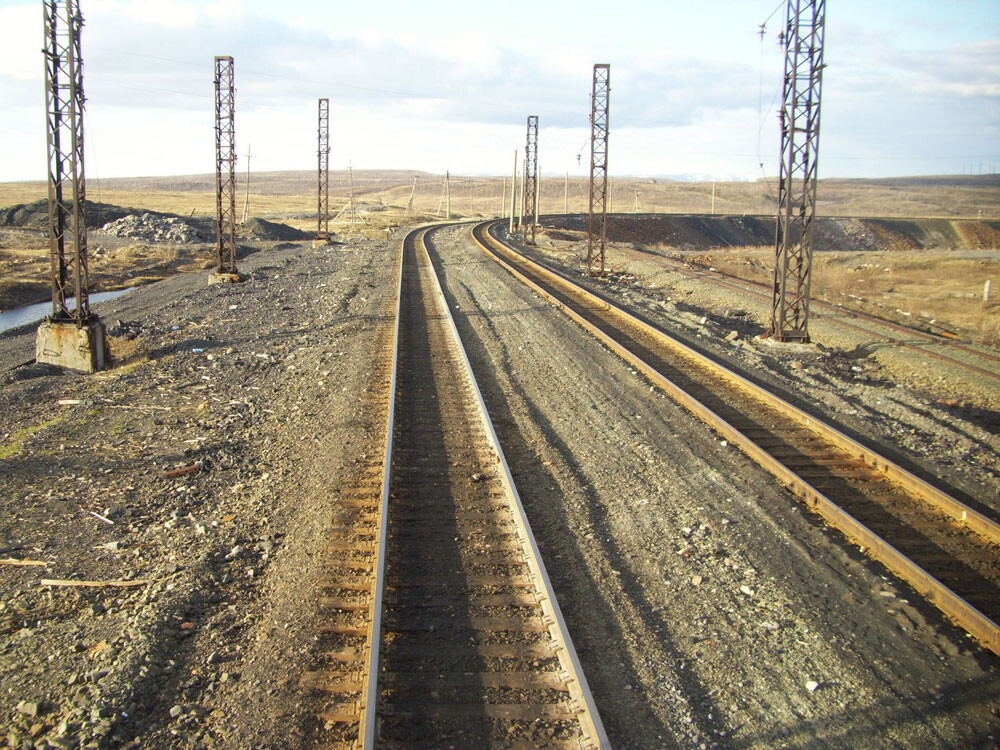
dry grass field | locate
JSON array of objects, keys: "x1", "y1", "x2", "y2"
[
  {"x1": 676, "y1": 246, "x2": 1000, "y2": 346},
  {"x1": 2, "y1": 172, "x2": 998, "y2": 343},
  {"x1": 2, "y1": 171, "x2": 998, "y2": 225}
]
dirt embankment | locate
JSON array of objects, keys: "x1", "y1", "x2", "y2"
[{"x1": 545, "y1": 215, "x2": 1000, "y2": 252}]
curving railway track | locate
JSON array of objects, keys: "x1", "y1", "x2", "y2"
[
  {"x1": 472, "y1": 220, "x2": 1000, "y2": 658},
  {"x1": 306, "y1": 226, "x2": 608, "y2": 749}
]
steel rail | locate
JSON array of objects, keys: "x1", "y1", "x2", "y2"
[
  {"x1": 357, "y1": 221, "x2": 406, "y2": 748},
  {"x1": 472, "y1": 220, "x2": 1000, "y2": 657},
  {"x1": 645, "y1": 252, "x2": 1000, "y2": 380},
  {"x1": 361, "y1": 225, "x2": 610, "y2": 748}
]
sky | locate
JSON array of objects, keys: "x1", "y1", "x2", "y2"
[{"x1": 0, "y1": 0, "x2": 998, "y2": 182}]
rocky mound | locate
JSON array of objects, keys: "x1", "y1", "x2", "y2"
[
  {"x1": 97, "y1": 212, "x2": 208, "y2": 243},
  {"x1": 240, "y1": 218, "x2": 309, "y2": 241},
  {"x1": 0, "y1": 199, "x2": 136, "y2": 229}
]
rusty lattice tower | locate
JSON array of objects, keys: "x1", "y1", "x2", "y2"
[
  {"x1": 770, "y1": 0, "x2": 826, "y2": 342},
  {"x1": 43, "y1": 0, "x2": 90, "y2": 325},
  {"x1": 523, "y1": 115, "x2": 539, "y2": 245},
  {"x1": 317, "y1": 98, "x2": 330, "y2": 242},
  {"x1": 587, "y1": 64, "x2": 610, "y2": 276},
  {"x1": 214, "y1": 56, "x2": 238, "y2": 275}
]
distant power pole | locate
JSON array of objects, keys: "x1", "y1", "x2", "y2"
[
  {"x1": 445, "y1": 170, "x2": 451, "y2": 220},
  {"x1": 770, "y1": 0, "x2": 826, "y2": 342},
  {"x1": 405, "y1": 176, "x2": 416, "y2": 216},
  {"x1": 241, "y1": 145, "x2": 252, "y2": 225},
  {"x1": 316, "y1": 99, "x2": 330, "y2": 242},
  {"x1": 524, "y1": 115, "x2": 539, "y2": 244},
  {"x1": 519, "y1": 157, "x2": 526, "y2": 234},
  {"x1": 509, "y1": 150, "x2": 517, "y2": 235},
  {"x1": 633, "y1": 189, "x2": 641, "y2": 213},
  {"x1": 213, "y1": 55, "x2": 239, "y2": 278},
  {"x1": 38, "y1": 0, "x2": 106, "y2": 372},
  {"x1": 587, "y1": 64, "x2": 610, "y2": 276}
]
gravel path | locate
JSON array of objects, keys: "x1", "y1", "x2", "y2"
[{"x1": 426, "y1": 223, "x2": 999, "y2": 749}]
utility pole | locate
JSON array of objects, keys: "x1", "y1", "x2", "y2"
[
  {"x1": 405, "y1": 176, "x2": 416, "y2": 216},
  {"x1": 633, "y1": 189, "x2": 641, "y2": 213},
  {"x1": 519, "y1": 156, "x2": 526, "y2": 237},
  {"x1": 535, "y1": 158, "x2": 541, "y2": 227},
  {"x1": 212, "y1": 55, "x2": 239, "y2": 281},
  {"x1": 509, "y1": 150, "x2": 517, "y2": 235},
  {"x1": 587, "y1": 63, "x2": 611, "y2": 275},
  {"x1": 523, "y1": 115, "x2": 539, "y2": 244},
  {"x1": 770, "y1": 0, "x2": 826, "y2": 342},
  {"x1": 37, "y1": 0, "x2": 106, "y2": 372},
  {"x1": 241, "y1": 145, "x2": 252, "y2": 225},
  {"x1": 445, "y1": 170, "x2": 451, "y2": 220},
  {"x1": 316, "y1": 98, "x2": 330, "y2": 243}
]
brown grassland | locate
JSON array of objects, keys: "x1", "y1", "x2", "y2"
[{"x1": 2, "y1": 171, "x2": 998, "y2": 345}]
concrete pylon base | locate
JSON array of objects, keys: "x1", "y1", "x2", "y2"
[
  {"x1": 208, "y1": 271, "x2": 244, "y2": 286},
  {"x1": 35, "y1": 318, "x2": 107, "y2": 374}
]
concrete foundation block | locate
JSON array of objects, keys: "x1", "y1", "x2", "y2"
[
  {"x1": 207, "y1": 271, "x2": 244, "y2": 286},
  {"x1": 35, "y1": 318, "x2": 107, "y2": 374}
]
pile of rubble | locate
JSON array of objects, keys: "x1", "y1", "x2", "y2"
[{"x1": 98, "y1": 213, "x2": 207, "y2": 243}]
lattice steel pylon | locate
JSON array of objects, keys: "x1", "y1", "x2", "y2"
[
  {"x1": 523, "y1": 115, "x2": 539, "y2": 245},
  {"x1": 43, "y1": 0, "x2": 90, "y2": 325},
  {"x1": 214, "y1": 56, "x2": 238, "y2": 275},
  {"x1": 587, "y1": 64, "x2": 610, "y2": 276},
  {"x1": 317, "y1": 98, "x2": 330, "y2": 242},
  {"x1": 770, "y1": 0, "x2": 826, "y2": 342}
]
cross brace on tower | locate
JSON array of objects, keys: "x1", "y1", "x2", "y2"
[
  {"x1": 317, "y1": 97, "x2": 331, "y2": 243},
  {"x1": 213, "y1": 55, "x2": 239, "y2": 279},
  {"x1": 770, "y1": 0, "x2": 826, "y2": 342},
  {"x1": 36, "y1": 0, "x2": 106, "y2": 372},
  {"x1": 587, "y1": 64, "x2": 610, "y2": 277},
  {"x1": 43, "y1": 0, "x2": 90, "y2": 326},
  {"x1": 523, "y1": 115, "x2": 539, "y2": 245}
]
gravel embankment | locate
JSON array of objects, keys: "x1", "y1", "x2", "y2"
[{"x1": 1, "y1": 236, "x2": 397, "y2": 749}]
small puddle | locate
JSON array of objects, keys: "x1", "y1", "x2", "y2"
[{"x1": 0, "y1": 288, "x2": 134, "y2": 334}]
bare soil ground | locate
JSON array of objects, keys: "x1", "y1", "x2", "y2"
[{"x1": 1, "y1": 235, "x2": 399, "y2": 748}]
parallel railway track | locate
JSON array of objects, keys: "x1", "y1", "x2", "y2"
[
  {"x1": 619, "y1": 242, "x2": 1000, "y2": 382},
  {"x1": 473, "y1": 220, "x2": 1000, "y2": 657},
  {"x1": 306, "y1": 225, "x2": 608, "y2": 748}
]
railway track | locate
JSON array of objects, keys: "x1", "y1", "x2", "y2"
[
  {"x1": 306, "y1": 225, "x2": 608, "y2": 749},
  {"x1": 620, "y1": 242, "x2": 1000, "y2": 382},
  {"x1": 472, "y1": 220, "x2": 1000, "y2": 657}
]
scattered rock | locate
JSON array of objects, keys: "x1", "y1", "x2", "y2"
[
  {"x1": 16, "y1": 700, "x2": 42, "y2": 717},
  {"x1": 98, "y1": 213, "x2": 207, "y2": 243}
]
